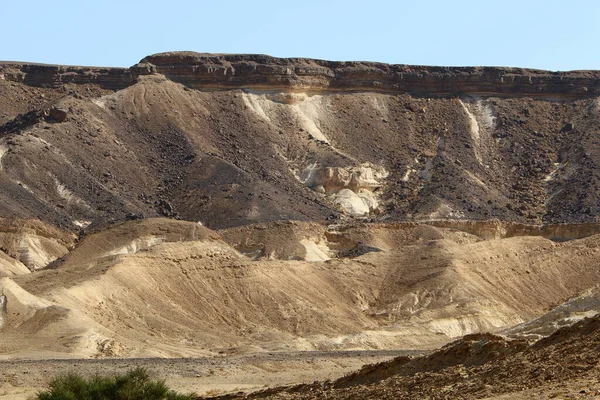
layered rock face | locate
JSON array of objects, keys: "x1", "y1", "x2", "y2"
[
  {"x1": 0, "y1": 62, "x2": 135, "y2": 90},
  {"x1": 4, "y1": 53, "x2": 600, "y2": 97},
  {"x1": 140, "y1": 52, "x2": 600, "y2": 97}
]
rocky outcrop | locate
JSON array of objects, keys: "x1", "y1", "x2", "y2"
[
  {"x1": 0, "y1": 106, "x2": 69, "y2": 134},
  {"x1": 0, "y1": 62, "x2": 136, "y2": 90},
  {"x1": 139, "y1": 52, "x2": 600, "y2": 98},
  {"x1": 0, "y1": 218, "x2": 75, "y2": 270},
  {"x1": 3, "y1": 52, "x2": 600, "y2": 98},
  {"x1": 303, "y1": 164, "x2": 388, "y2": 194},
  {"x1": 300, "y1": 164, "x2": 388, "y2": 216}
]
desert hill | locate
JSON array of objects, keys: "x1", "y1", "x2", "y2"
[
  {"x1": 2, "y1": 218, "x2": 600, "y2": 360},
  {"x1": 2, "y1": 54, "x2": 600, "y2": 231},
  {"x1": 3, "y1": 53, "x2": 600, "y2": 398}
]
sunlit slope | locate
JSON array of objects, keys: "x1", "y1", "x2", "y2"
[{"x1": 1, "y1": 219, "x2": 600, "y2": 358}]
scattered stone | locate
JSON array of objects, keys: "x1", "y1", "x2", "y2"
[
  {"x1": 48, "y1": 107, "x2": 68, "y2": 122},
  {"x1": 562, "y1": 122, "x2": 575, "y2": 132}
]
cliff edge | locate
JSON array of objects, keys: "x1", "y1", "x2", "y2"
[{"x1": 2, "y1": 52, "x2": 600, "y2": 97}]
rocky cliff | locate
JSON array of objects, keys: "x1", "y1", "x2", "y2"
[
  {"x1": 0, "y1": 62, "x2": 135, "y2": 90},
  {"x1": 3, "y1": 52, "x2": 600, "y2": 97},
  {"x1": 140, "y1": 52, "x2": 600, "y2": 98}
]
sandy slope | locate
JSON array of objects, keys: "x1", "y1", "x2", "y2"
[{"x1": 3, "y1": 218, "x2": 600, "y2": 361}]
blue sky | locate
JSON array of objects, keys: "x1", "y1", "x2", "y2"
[{"x1": 2, "y1": 0, "x2": 599, "y2": 70}]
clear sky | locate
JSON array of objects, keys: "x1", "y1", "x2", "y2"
[{"x1": 2, "y1": 0, "x2": 599, "y2": 71}]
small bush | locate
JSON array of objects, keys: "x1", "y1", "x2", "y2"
[{"x1": 36, "y1": 367, "x2": 195, "y2": 400}]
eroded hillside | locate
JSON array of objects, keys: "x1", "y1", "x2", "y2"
[
  {"x1": 2, "y1": 54, "x2": 600, "y2": 232},
  {"x1": 2, "y1": 218, "x2": 600, "y2": 359}
]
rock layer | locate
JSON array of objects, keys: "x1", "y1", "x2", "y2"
[
  {"x1": 140, "y1": 53, "x2": 600, "y2": 98},
  {"x1": 2, "y1": 53, "x2": 600, "y2": 98},
  {"x1": 0, "y1": 62, "x2": 135, "y2": 90}
]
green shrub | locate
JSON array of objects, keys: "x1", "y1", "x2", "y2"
[{"x1": 36, "y1": 367, "x2": 195, "y2": 400}]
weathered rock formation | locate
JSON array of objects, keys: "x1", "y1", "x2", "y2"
[
  {"x1": 0, "y1": 62, "x2": 135, "y2": 90},
  {"x1": 299, "y1": 164, "x2": 388, "y2": 215},
  {"x1": 3, "y1": 52, "x2": 600, "y2": 97},
  {"x1": 140, "y1": 52, "x2": 600, "y2": 97}
]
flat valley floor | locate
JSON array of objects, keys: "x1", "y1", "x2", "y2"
[{"x1": 0, "y1": 351, "x2": 411, "y2": 399}]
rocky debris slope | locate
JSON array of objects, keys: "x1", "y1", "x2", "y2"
[
  {"x1": 2, "y1": 55, "x2": 600, "y2": 230},
  {"x1": 214, "y1": 315, "x2": 600, "y2": 399}
]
